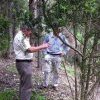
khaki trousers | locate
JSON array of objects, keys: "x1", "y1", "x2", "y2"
[{"x1": 42, "y1": 54, "x2": 61, "y2": 87}]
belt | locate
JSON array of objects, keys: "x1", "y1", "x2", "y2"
[
  {"x1": 16, "y1": 59, "x2": 32, "y2": 62},
  {"x1": 47, "y1": 52, "x2": 61, "y2": 56}
]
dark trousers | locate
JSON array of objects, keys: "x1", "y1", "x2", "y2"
[{"x1": 16, "y1": 60, "x2": 33, "y2": 100}]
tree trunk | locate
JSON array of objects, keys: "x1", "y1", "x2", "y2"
[{"x1": 29, "y1": 0, "x2": 43, "y2": 68}]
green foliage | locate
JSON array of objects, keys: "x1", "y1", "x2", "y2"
[
  {"x1": 0, "y1": 89, "x2": 18, "y2": 100},
  {"x1": 44, "y1": 0, "x2": 99, "y2": 27},
  {"x1": 76, "y1": 32, "x2": 84, "y2": 43},
  {"x1": 84, "y1": 0, "x2": 97, "y2": 13},
  {"x1": 0, "y1": 16, "x2": 10, "y2": 52},
  {"x1": 0, "y1": 90, "x2": 46, "y2": 100},
  {"x1": 21, "y1": 11, "x2": 36, "y2": 28},
  {"x1": 62, "y1": 62, "x2": 74, "y2": 76},
  {"x1": 0, "y1": 0, "x2": 29, "y2": 53},
  {"x1": 12, "y1": 0, "x2": 29, "y2": 25},
  {"x1": 31, "y1": 91, "x2": 46, "y2": 100},
  {"x1": 20, "y1": 11, "x2": 44, "y2": 37},
  {"x1": 0, "y1": 16, "x2": 10, "y2": 34},
  {"x1": 0, "y1": 34, "x2": 10, "y2": 51},
  {"x1": 66, "y1": 66, "x2": 74, "y2": 76}
]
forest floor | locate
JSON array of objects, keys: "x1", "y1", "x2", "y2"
[
  {"x1": 0, "y1": 57, "x2": 99, "y2": 100},
  {"x1": 0, "y1": 57, "x2": 75, "y2": 100}
]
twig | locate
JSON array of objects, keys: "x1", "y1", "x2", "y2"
[
  {"x1": 87, "y1": 77, "x2": 100, "y2": 96},
  {"x1": 62, "y1": 60, "x2": 74, "y2": 100}
]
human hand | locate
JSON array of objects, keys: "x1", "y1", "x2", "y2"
[
  {"x1": 41, "y1": 43, "x2": 49, "y2": 49},
  {"x1": 60, "y1": 52, "x2": 65, "y2": 56}
]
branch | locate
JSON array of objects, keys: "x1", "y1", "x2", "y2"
[
  {"x1": 65, "y1": 26, "x2": 92, "y2": 56},
  {"x1": 57, "y1": 35, "x2": 83, "y2": 57},
  {"x1": 62, "y1": 61, "x2": 74, "y2": 100},
  {"x1": 87, "y1": 77, "x2": 100, "y2": 96}
]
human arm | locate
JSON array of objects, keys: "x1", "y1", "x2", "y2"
[
  {"x1": 61, "y1": 35, "x2": 70, "y2": 55},
  {"x1": 28, "y1": 43, "x2": 49, "y2": 52},
  {"x1": 18, "y1": 37, "x2": 49, "y2": 53}
]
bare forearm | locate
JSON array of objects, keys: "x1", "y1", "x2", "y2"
[
  {"x1": 28, "y1": 46, "x2": 44, "y2": 52},
  {"x1": 28, "y1": 43, "x2": 49, "y2": 52}
]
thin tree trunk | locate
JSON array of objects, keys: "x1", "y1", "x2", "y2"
[
  {"x1": 8, "y1": 2, "x2": 14, "y2": 58},
  {"x1": 29, "y1": 0, "x2": 43, "y2": 68},
  {"x1": 73, "y1": 13, "x2": 78, "y2": 100}
]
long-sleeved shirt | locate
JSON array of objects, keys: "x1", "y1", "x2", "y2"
[{"x1": 44, "y1": 32, "x2": 70, "y2": 55}]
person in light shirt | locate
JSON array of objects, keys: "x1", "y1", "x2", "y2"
[
  {"x1": 41, "y1": 22, "x2": 70, "y2": 91},
  {"x1": 13, "y1": 25, "x2": 49, "y2": 100}
]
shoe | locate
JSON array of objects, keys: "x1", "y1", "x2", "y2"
[
  {"x1": 49, "y1": 85, "x2": 58, "y2": 91},
  {"x1": 52, "y1": 86, "x2": 57, "y2": 91},
  {"x1": 38, "y1": 84, "x2": 48, "y2": 89}
]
